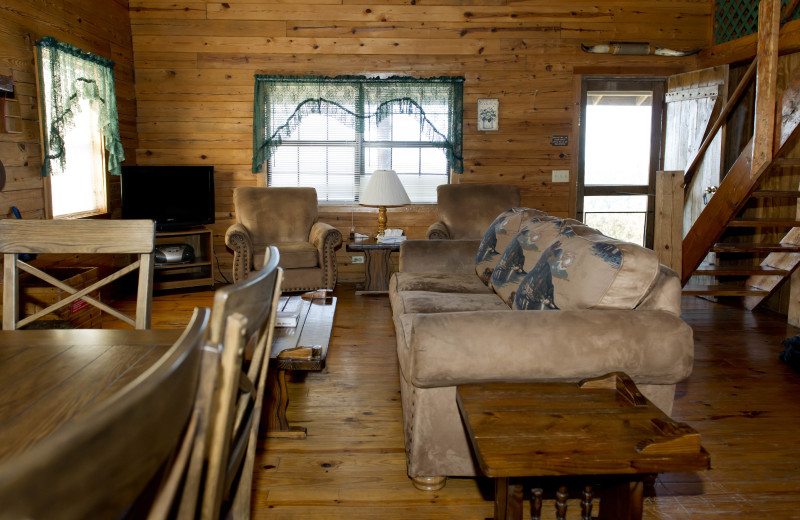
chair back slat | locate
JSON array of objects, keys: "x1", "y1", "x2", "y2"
[
  {"x1": 0, "y1": 307, "x2": 210, "y2": 520},
  {"x1": 0, "y1": 220, "x2": 155, "y2": 254},
  {"x1": 0, "y1": 219, "x2": 155, "y2": 329},
  {"x1": 199, "y1": 246, "x2": 283, "y2": 519}
]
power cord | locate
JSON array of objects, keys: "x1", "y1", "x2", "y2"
[{"x1": 212, "y1": 245, "x2": 231, "y2": 285}]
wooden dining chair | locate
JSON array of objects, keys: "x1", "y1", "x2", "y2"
[
  {"x1": 0, "y1": 307, "x2": 210, "y2": 520},
  {"x1": 0, "y1": 219, "x2": 157, "y2": 330},
  {"x1": 199, "y1": 246, "x2": 283, "y2": 520}
]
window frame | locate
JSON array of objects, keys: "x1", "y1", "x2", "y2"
[
  {"x1": 33, "y1": 38, "x2": 122, "y2": 220},
  {"x1": 41, "y1": 111, "x2": 110, "y2": 220},
  {"x1": 256, "y1": 76, "x2": 462, "y2": 205}
]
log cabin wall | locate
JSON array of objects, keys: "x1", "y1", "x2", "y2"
[
  {"x1": 0, "y1": 0, "x2": 138, "y2": 221},
  {"x1": 129, "y1": 1, "x2": 712, "y2": 282},
  {"x1": 0, "y1": 1, "x2": 138, "y2": 281}
]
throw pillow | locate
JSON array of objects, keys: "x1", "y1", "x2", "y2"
[
  {"x1": 474, "y1": 208, "x2": 547, "y2": 285},
  {"x1": 509, "y1": 227, "x2": 660, "y2": 311}
]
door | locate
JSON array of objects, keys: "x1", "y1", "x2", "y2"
[{"x1": 577, "y1": 78, "x2": 665, "y2": 248}]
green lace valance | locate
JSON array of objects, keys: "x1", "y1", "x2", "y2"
[
  {"x1": 252, "y1": 75, "x2": 464, "y2": 174},
  {"x1": 35, "y1": 37, "x2": 125, "y2": 177}
]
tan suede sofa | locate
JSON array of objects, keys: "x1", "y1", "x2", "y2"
[{"x1": 389, "y1": 208, "x2": 694, "y2": 491}]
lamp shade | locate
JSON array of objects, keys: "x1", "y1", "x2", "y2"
[{"x1": 360, "y1": 170, "x2": 411, "y2": 207}]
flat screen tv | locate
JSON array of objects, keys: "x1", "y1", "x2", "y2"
[{"x1": 121, "y1": 165, "x2": 215, "y2": 231}]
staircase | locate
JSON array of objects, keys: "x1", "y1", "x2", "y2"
[{"x1": 680, "y1": 70, "x2": 800, "y2": 306}]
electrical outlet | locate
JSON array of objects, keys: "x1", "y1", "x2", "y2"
[
  {"x1": 351, "y1": 255, "x2": 365, "y2": 264},
  {"x1": 552, "y1": 170, "x2": 570, "y2": 183}
]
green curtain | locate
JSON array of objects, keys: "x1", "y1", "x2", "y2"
[
  {"x1": 35, "y1": 37, "x2": 125, "y2": 177},
  {"x1": 252, "y1": 75, "x2": 464, "y2": 174}
]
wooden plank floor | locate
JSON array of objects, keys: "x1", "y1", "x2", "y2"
[{"x1": 108, "y1": 285, "x2": 800, "y2": 519}]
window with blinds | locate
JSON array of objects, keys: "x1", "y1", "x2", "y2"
[{"x1": 253, "y1": 76, "x2": 464, "y2": 204}]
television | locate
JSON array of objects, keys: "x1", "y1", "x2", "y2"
[{"x1": 121, "y1": 165, "x2": 215, "y2": 231}]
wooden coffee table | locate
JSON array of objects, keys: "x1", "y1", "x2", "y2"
[
  {"x1": 456, "y1": 373, "x2": 710, "y2": 520},
  {"x1": 262, "y1": 291, "x2": 336, "y2": 439}
]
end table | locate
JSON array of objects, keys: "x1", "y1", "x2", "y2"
[{"x1": 345, "y1": 237, "x2": 402, "y2": 294}]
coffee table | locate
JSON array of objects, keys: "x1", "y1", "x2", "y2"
[
  {"x1": 262, "y1": 291, "x2": 336, "y2": 439},
  {"x1": 456, "y1": 373, "x2": 710, "y2": 520},
  {"x1": 345, "y1": 237, "x2": 401, "y2": 294}
]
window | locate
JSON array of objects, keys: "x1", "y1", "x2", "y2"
[
  {"x1": 252, "y1": 76, "x2": 464, "y2": 204},
  {"x1": 35, "y1": 37, "x2": 125, "y2": 218}
]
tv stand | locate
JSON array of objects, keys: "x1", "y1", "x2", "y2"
[{"x1": 154, "y1": 226, "x2": 214, "y2": 291}]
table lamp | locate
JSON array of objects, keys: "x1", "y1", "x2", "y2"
[{"x1": 360, "y1": 169, "x2": 411, "y2": 237}]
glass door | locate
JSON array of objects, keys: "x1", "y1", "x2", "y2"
[{"x1": 577, "y1": 78, "x2": 665, "y2": 248}]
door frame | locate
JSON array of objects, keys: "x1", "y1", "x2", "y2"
[{"x1": 577, "y1": 77, "x2": 666, "y2": 249}]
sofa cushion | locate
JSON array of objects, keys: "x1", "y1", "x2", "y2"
[
  {"x1": 392, "y1": 291, "x2": 508, "y2": 315},
  {"x1": 391, "y1": 272, "x2": 493, "y2": 294},
  {"x1": 255, "y1": 241, "x2": 318, "y2": 269},
  {"x1": 474, "y1": 208, "x2": 548, "y2": 284}
]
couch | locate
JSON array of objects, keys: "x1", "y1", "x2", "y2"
[
  {"x1": 225, "y1": 187, "x2": 342, "y2": 292},
  {"x1": 389, "y1": 208, "x2": 694, "y2": 491},
  {"x1": 426, "y1": 184, "x2": 521, "y2": 240}
]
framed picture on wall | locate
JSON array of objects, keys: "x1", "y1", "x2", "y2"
[{"x1": 477, "y1": 98, "x2": 499, "y2": 132}]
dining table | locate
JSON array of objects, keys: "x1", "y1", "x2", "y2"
[{"x1": 0, "y1": 328, "x2": 182, "y2": 462}]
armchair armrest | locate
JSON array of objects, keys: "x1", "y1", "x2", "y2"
[
  {"x1": 309, "y1": 222, "x2": 343, "y2": 290},
  {"x1": 397, "y1": 309, "x2": 693, "y2": 387},
  {"x1": 225, "y1": 223, "x2": 255, "y2": 283},
  {"x1": 426, "y1": 221, "x2": 451, "y2": 240},
  {"x1": 399, "y1": 239, "x2": 480, "y2": 274}
]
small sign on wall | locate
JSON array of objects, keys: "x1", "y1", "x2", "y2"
[
  {"x1": 477, "y1": 98, "x2": 499, "y2": 131},
  {"x1": 551, "y1": 135, "x2": 569, "y2": 146}
]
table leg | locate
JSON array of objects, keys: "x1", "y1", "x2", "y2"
[
  {"x1": 530, "y1": 487, "x2": 543, "y2": 520},
  {"x1": 494, "y1": 478, "x2": 523, "y2": 520},
  {"x1": 261, "y1": 365, "x2": 307, "y2": 439},
  {"x1": 555, "y1": 485, "x2": 568, "y2": 520},
  {"x1": 357, "y1": 249, "x2": 393, "y2": 294},
  {"x1": 598, "y1": 479, "x2": 644, "y2": 520}
]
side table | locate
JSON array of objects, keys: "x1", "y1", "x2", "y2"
[
  {"x1": 456, "y1": 373, "x2": 710, "y2": 520},
  {"x1": 345, "y1": 237, "x2": 401, "y2": 294}
]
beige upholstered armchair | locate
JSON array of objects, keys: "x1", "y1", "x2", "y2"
[
  {"x1": 225, "y1": 187, "x2": 343, "y2": 291},
  {"x1": 426, "y1": 183, "x2": 521, "y2": 239}
]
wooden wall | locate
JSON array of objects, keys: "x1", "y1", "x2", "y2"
[
  {"x1": 0, "y1": 0, "x2": 138, "y2": 222},
  {"x1": 126, "y1": 1, "x2": 711, "y2": 282}
]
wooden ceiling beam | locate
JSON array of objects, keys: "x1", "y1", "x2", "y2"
[{"x1": 696, "y1": 17, "x2": 800, "y2": 69}]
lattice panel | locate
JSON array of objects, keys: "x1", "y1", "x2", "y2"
[{"x1": 715, "y1": 0, "x2": 800, "y2": 44}]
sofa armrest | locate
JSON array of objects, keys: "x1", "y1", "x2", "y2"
[
  {"x1": 399, "y1": 239, "x2": 480, "y2": 274},
  {"x1": 426, "y1": 221, "x2": 451, "y2": 240},
  {"x1": 309, "y1": 222, "x2": 343, "y2": 290},
  {"x1": 225, "y1": 223, "x2": 255, "y2": 283},
  {"x1": 397, "y1": 309, "x2": 693, "y2": 387}
]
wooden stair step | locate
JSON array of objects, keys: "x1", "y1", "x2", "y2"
[
  {"x1": 692, "y1": 265, "x2": 790, "y2": 276},
  {"x1": 682, "y1": 284, "x2": 770, "y2": 296},
  {"x1": 710, "y1": 242, "x2": 800, "y2": 253},
  {"x1": 728, "y1": 218, "x2": 800, "y2": 227},
  {"x1": 750, "y1": 190, "x2": 800, "y2": 198}
]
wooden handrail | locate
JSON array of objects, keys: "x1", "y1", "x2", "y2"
[
  {"x1": 682, "y1": 58, "x2": 758, "y2": 188},
  {"x1": 782, "y1": 0, "x2": 800, "y2": 23}
]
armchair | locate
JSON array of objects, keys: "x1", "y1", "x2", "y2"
[
  {"x1": 225, "y1": 187, "x2": 342, "y2": 291},
  {"x1": 426, "y1": 183, "x2": 521, "y2": 240}
]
